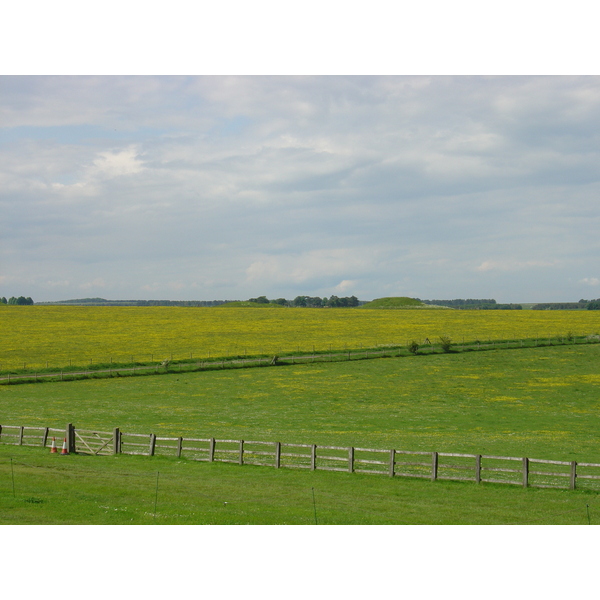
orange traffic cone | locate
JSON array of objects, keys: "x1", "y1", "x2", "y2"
[
  {"x1": 50, "y1": 437, "x2": 57, "y2": 453},
  {"x1": 61, "y1": 438, "x2": 69, "y2": 455}
]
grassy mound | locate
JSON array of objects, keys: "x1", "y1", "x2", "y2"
[{"x1": 361, "y1": 297, "x2": 428, "y2": 309}]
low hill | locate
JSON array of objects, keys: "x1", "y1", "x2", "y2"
[{"x1": 360, "y1": 297, "x2": 440, "y2": 309}]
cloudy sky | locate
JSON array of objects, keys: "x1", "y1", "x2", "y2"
[{"x1": 2, "y1": 74, "x2": 599, "y2": 303}]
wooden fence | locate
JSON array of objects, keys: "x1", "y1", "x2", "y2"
[{"x1": 3, "y1": 423, "x2": 600, "y2": 492}]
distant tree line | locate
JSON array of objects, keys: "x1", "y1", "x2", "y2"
[
  {"x1": 1, "y1": 296, "x2": 34, "y2": 305},
  {"x1": 533, "y1": 300, "x2": 600, "y2": 310},
  {"x1": 36, "y1": 298, "x2": 234, "y2": 307},
  {"x1": 419, "y1": 299, "x2": 522, "y2": 310},
  {"x1": 421, "y1": 298, "x2": 497, "y2": 307},
  {"x1": 248, "y1": 295, "x2": 361, "y2": 308},
  {"x1": 588, "y1": 300, "x2": 600, "y2": 310},
  {"x1": 134, "y1": 300, "x2": 232, "y2": 307},
  {"x1": 26, "y1": 295, "x2": 600, "y2": 310}
]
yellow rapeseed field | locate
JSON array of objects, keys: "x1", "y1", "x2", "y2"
[{"x1": 1, "y1": 305, "x2": 599, "y2": 371}]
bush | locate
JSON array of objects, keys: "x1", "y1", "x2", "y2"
[
  {"x1": 439, "y1": 336, "x2": 452, "y2": 352},
  {"x1": 407, "y1": 340, "x2": 420, "y2": 354}
]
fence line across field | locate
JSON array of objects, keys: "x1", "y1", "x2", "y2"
[
  {"x1": 2, "y1": 423, "x2": 600, "y2": 493},
  {"x1": 2, "y1": 334, "x2": 600, "y2": 384}
]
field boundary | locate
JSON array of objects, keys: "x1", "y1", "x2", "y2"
[
  {"x1": 2, "y1": 334, "x2": 599, "y2": 385},
  {"x1": 2, "y1": 423, "x2": 599, "y2": 492}
]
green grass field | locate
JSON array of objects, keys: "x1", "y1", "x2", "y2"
[
  {"x1": 1, "y1": 445, "x2": 598, "y2": 525},
  {"x1": 2, "y1": 343, "x2": 600, "y2": 524},
  {"x1": 2, "y1": 343, "x2": 600, "y2": 461}
]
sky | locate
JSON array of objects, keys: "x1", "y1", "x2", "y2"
[
  {"x1": 2, "y1": 74, "x2": 600, "y2": 304},
  {"x1": 2, "y1": 2, "x2": 599, "y2": 305}
]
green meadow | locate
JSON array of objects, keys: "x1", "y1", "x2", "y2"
[
  {"x1": 2, "y1": 343, "x2": 600, "y2": 524},
  {"x1": 2, "y1": 343, "x2": 600, "y2": 461},
  {"x1": 1, "y1": 445, "x2": 596, "y2": 524}
]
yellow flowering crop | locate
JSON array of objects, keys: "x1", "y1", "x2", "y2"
[{"x1": 1, "y1": 305, "x2": 599, "y2": 371}]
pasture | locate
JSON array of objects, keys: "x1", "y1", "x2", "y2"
[
  {"x1": 2, "y1": 343, "x2": 600, "y2": 462},
  {"x1": 1, "y1": 444, "x2": 597, "y2": 525}
]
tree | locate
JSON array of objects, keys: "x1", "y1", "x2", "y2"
[
  {"x1": 588, "y1": 300, "x2": 600, "y2": 310},
  {"x1": 293, "y1": 296, "x2": 307, "y2": 307},
  {"x1": 270, "y1": 298, "x2": 288, "y2": 306},
  {"x1": 326, "y1": 295, "x2": 340, "y2": 307},
  {"x1": 306, "y1": 296, "x2": 323, "y2": 308},
  {"x1": 6, "y1": 296, "x2": 33, "y2": 305}
]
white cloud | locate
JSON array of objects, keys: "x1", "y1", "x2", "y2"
[
  {"x1": 89, "y1": 146, "x2": 145, "y2": 180},
  {"x1": 579, "y1": 277, "x2": 600, "y2": 286},
  {"x1": 245, "y1": 249, "x2": 373, "y2": 289},
  {"x1": 80, "y1": 278, "x2": 106, "y2": 290},
  {"x1": 476, "y1": 260, "x2": 558, "y2": 273},
  {"x1": 334, "y1": 280, "x2": 358, "y2": 294}
]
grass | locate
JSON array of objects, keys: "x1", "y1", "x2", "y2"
[
  {"x1": 1, "y1": 445, "x2": 598, "y2": 524},
  {"x1": 3, "y1": 334, "x2": 600, "y2": 524},
  {"x1": 3, "y1": 343, "x2": 600, "y2": 462}
]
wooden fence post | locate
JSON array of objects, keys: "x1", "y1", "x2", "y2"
[
  {"x1": 113, "y1": 428, "x2": 120, "y2": 455},
  {"x1": 348, "y1": 447, "x2": 354, "y2": 473},
  {"x1": 389, "y1": 449, "x2": 395, "y2": 477},
  {"x1": 149, "y1": 433, "x2": 156, "y2": 456},
  {"x1": 475, "y1": 455, "x2": 482, "y2": 483},
  {"x1": 209, "y1": 438, "x2": 215, "y2": 462},
  {"x1": 18, "y1": 426, "x2": 24, "y2": 445},
  {"x1": 522, "y1": 457, "x2": 529, "y2": 488},
  {"x1": 311, "y1": 444, "x2": 317, "y2": 471},
  {"x1": 570, "y1": 461, "x2": 577, "y2": 490},
  {"x1": 275, "y1": 442, "x2": 281, "y2": 468},
  {"x1": 67, "y1": 423, "x2": 75, "y2": 453},
  {"x1": 42, "y1": 427, "x2": 49, "y2": 448},
  {"x1": 239, "y1": 440, "x2": 244, "y2": 465},
  {"x1": 431, "y1": 452, "x2": 438, "y2": 481},
  {"x1": 177, "y1": 437, "x2": 183, "y2": 458}
]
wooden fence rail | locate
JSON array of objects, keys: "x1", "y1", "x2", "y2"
[{"x1": 3, "y1": 423, "x2": 600, "y2": 492}]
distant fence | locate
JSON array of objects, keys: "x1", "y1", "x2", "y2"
[
  {"x1": 2, "y1": 334, "x2": 600, "y2": 385},
  {"x1": 2, "y1": 423, "x2": 600, "y2": 492}
]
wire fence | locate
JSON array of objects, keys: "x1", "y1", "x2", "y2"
[{"x1": 2, "y1": 334, "x2": 600, "y2": 385}]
